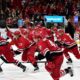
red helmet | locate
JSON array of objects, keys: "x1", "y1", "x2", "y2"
[
  {"x1": 59, "y1": 29, "x2": 65, "y2": 34},
  {"x1": 14, "y1": 31, "x2": 20, "y2": 35},
  {"x1": 53, "y1": 27, "x2": 58, "y2": 32},
  {"x1": 20, "y1": 29, "x2": 27, "y2": 35},
  {"x1": 23, "y1": 30, "x2": 27, "y2": 35},
  {"x1": 34, "y1": 32, "x2": 42, "y2": 39}
]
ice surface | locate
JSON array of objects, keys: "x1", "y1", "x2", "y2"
[{"x1": 0, "y1": 53, "x2": 80, "y2": 80}]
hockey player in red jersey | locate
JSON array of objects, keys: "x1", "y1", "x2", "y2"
[
  {"x1": 41, "y1": 27, "x2": 54, "y2": 42},
  {"x1": 52, "y1": 27, "x2": 73, "y2": 64},
  {"x1": 58, "y1": 29, "x2": 80, "y2": 61},
  {"x1": 13, "y1": 31, "x2": 39, "y2": 71},
  {"x1": 35, "y1": 34, "x2": 73, "y2": 80},
  {"x1": 0, "y1": 34, "x2": 26, "y2": 72},
  {"x1": 27, "y1": 29, "x2": 40, "y2": 71}
]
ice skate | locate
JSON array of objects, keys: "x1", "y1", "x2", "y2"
[
  {"x1": 18, "y1": 63, "x2": 26, "y2": 72},
  {"x1": 68, "y1": 67, "x2": 73, "y2": 77},
  {"x1": 33, "y1": 66, "x2": 39, "y2": 72}
]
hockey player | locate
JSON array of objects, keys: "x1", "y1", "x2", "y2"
[
  {"x1": 0, "y1": 34, "x2": 26, "y2": 72},
  {"x1": 13, "y1": 31, "x2": 39, "y2": 71},
  {"x1": 35, "y1": 34, "x2": 73, "y2": 80},
  {"x1": 5, "y1": 26, "x2": 38, "y2": 71},
  {"x1": 53, "y1": 27, "x2": 73, "y2": 64},
  {"x1": 58, "y1": 29, "x2": 80, "y2": 61}
]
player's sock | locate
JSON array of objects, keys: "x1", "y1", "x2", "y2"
[{"x1": 17, "y1": 62, "x2": 26, "y2": 72}]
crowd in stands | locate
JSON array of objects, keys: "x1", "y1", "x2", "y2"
[{"x1": 0, "y1": 0, "x2": 80, "y2": 28}]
